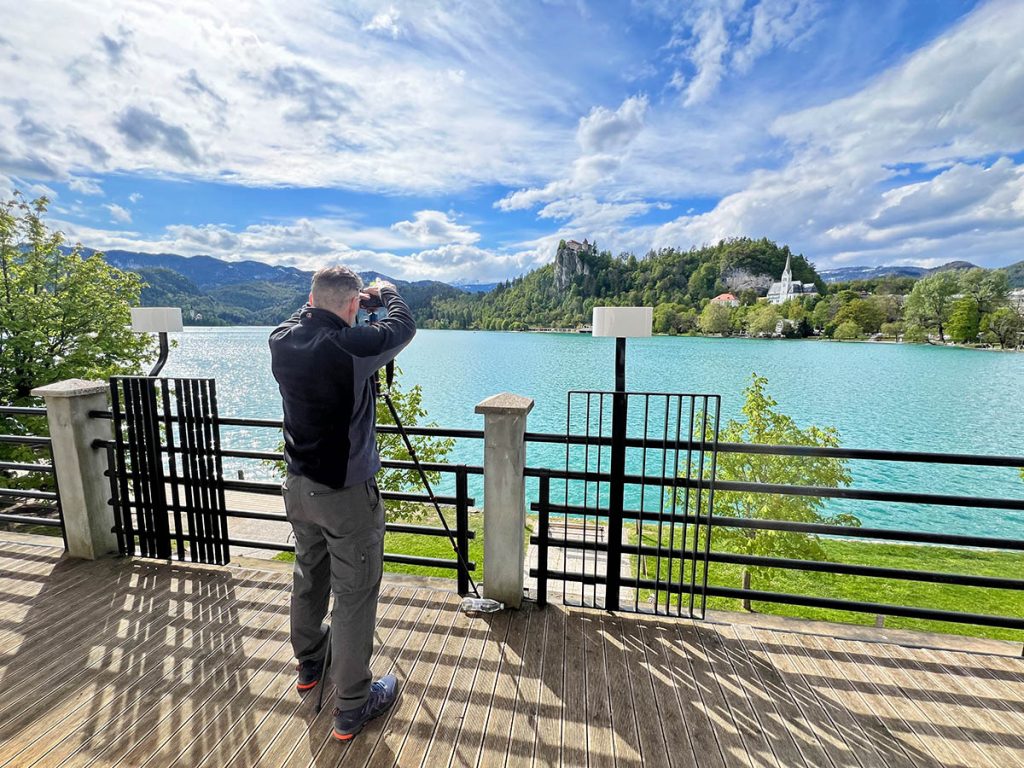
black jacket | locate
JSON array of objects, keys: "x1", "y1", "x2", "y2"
[{"x1": 269, "y1": 286, "x2": 415, "y2": 488}]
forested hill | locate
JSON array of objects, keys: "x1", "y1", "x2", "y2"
[{"x1": 424, "y1": 237, "x2": 822, "y2": 330}]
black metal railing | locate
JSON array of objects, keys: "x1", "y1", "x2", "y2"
[
  {"x1": 527, "y1": 433, "x2": 1024, "y2": 634},
  {"x1": 90, "y1": 410, "x2": 483, "y2": 595},
  {"x1": 0, "y1": 405, "x2": 65, "y2": 547}
]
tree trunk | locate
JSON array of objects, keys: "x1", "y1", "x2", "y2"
[{"x1": 741, "y1": 569, "x2": 752, "y2": 612}]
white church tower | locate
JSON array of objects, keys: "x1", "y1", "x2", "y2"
[{"x1": 779, "y1": 252, "x2": 793, "y2": 302}]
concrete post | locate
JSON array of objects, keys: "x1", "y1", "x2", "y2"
[
  {"x1": 475, "y1": 392, "x2": 534, "y2": 609},
  {"x1": 31, "y1": 379, "x2": 117, "y2": 560}
]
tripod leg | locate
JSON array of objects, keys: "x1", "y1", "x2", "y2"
[{"x1": 315, "y1": 625, "x2": 332, "y2": 714}]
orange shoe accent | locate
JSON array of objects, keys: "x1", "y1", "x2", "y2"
[
  {"x1": 296, "y1": 679, "x2": 319, "y2": 691},
  {"x1": 332, "y1": 731, "x2": 354, "y2": 742}
]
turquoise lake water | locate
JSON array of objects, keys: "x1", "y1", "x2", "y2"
[{"x1": 161, "y1": 327, "x2": 1024, "y2": 540}]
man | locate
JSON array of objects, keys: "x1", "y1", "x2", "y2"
[{"x1": 269, "y1": 266, "x2": 415, "y2": 741}]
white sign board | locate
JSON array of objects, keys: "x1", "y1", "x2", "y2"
[
  {"x1": 131, "y1": 307, "x2": 183, "y2": 333},
  {"x1": 592, "y1": 306, "x2": 653, "y2": 338}
]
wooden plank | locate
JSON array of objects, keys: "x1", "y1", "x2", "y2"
[
  {"x1": 679, "y1": 622, "x2": 755, "y2": 768},
  {"x1": 447, "y1": 607, "x2": 515, "y2": 768},
  {"x1": 250, "y1": 586, "x2": 437, "y2": 768},
  {"x1": 32, "y1": 593, "x2": 291, "y2": 768},
  {"x1": 847, "y1": 639, "x2": 1002, "y2": 768},
  {"x1": 810, "y1": 635, "x2": 957, "y2": 768},
  {"x1": 468, "y1": 600, "x2": 532, "y2": 766},
  {"x1": 526, "y1": 605, "x2": 562, "y2": 768},
  {"x1": 389, "y1": 593, "x2": 475, "y2": 766},
  {"x1": 420, "y1": 600, "x2": 509, "y2": 768},
  {"x1": 583, "y1": 612, "x2": 615, "y2": 767},
  {"x1": 502, "y1": 604, "x2": 548, "y2": 768},
  {"x1": 886, "y1": 642, "x2": 1024, "y2": 764},
  {"x1": 600, "y1": 614, "x2": 643, "y2": 768},
  {"x1": 331, "y1": 589, "x2": 454, "y2": 768},
  {"x1": 559, "y1": 607, "x2": 588, "y2": 768},
  {"x1": 642, "y1": 620, "x2": 704, "y2": 768},
  {"x1": 0, "y1": 572, "x2": 288, "y2": 767},
  {"x1": 733, "y1": 626, "x2": 827, "y2": 765},
  {"x1": 218, "y1": 587, "x2": 414, "y2": 768},
  {"x1": 615, "y1": 614, "x2": 670, "y2": 768},
  {"x1": 749, "y1": 628, "x2": 860, "y2": 768},
  {"x1": 691, "y1": 623, "x2": 778, "y2": 768},
  {"x1": 786, "y1": 632, "x2": 920, "y2": 768}
]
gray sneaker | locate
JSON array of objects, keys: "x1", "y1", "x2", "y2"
[{"x1": 332, "y1": 674, "x2": 399, "y2": 741}]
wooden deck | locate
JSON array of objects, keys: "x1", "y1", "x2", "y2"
[{"x1": 1, "y1": 539, "x2": 1023, "y2": 767}]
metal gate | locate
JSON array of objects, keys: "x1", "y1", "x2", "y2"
[
  {"x1": 106, "y1": 377, "x2": 230, "y2": 564},
  {"x1": 532, "y1": 391, "x2": 720, "y2": 616}
]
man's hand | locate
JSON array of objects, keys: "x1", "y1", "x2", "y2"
[{"x1": 360, "y1": 281, "x2": 396, "y2": 308}]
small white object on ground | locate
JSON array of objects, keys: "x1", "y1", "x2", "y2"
[{"x1": 460, "y1": 597, "x2": 504, "y2": 613}]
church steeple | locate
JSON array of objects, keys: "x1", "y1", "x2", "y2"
[{"x1": 780, "y1": 252, "x2": 792, "y2": 301}]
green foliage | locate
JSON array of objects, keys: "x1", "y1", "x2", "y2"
[
  {"x1": 982, "y1": 306, "x2": 1023, "y2": 349},
  {"x1": 698, "y1": 302, "x2": 733, "y2": 335},
  {"x1": 833, "y1": 320, "x2": 862, "y2": 340},
  {"x1": 266, "y1": 366, "x2": 454, "y2": 522},
  {"x1": 902, "y1": 325, "x2": 928, "y2": 343},
  {"x1": 707, "y1": 375, "x2": 856, "y2": 592},
  {"x1": 0, "y1": 193, "x2": 154, "y2": 492},
  {"x1": 904, "y1": 271, "x2": 961, "y2": 341},
  {"x1": 426, "y1": 237, "x2": 819, "y2": 331},
  {"x1": 880, "y1": 322, "x2": 902, "y2": 339},
  {"x1": 947, "y1": 297, "x2": 981, "y2": 343},
  {"x1": 745, "y1": 304, "x2": 781, "y2": 336},
  {"x1": 834, "y1": 298, "x2": 885, "y2": 334},
  {"x1": 958, "y1": 268, "x2": 1009, "y2": 315}
]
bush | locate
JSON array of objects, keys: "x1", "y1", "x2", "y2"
[{"x1": 833, "y1": 320, "x2": 862, "y2": 340}]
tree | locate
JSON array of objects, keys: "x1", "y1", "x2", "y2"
[
  {"x1": 1, "y1": 194, "x2": 153, "y2": 495},
  {"x1": 698, "y1": 302, "x2": 732, "y2": 335},
  {"x1": 834, "y1": 298, "x2": 885, "y2": 334},
  {"x1": 701, "y1": 375, "x2": 856, "y2": 610},
  {"x1": 982, "y1": 307, "x2": 1023, "y2": 349},
  {"x1": 746, "y1": 304, "x2": 781, "y2": 337},
  {"x1": 904, "y1": 271, "x2": 959, "y2": 342},
  {"x1": 267, "y1": 367, "x2": 454, "y2": 522},
  {"x1": 880, "y1": 322, "x2": 902, "y2": 339},
  {"x1": 959, "y1": 268, "x2": 1009, "y2": 316},
  {"x1": 833, "y1": 320, "x2": 862, "y2": 340},
  {"x1": 0, "y1": 195, "x2": 153, "y2": 402},
  {"x1": 947, "y1": 297, "x2": 981, "y2": 343}
]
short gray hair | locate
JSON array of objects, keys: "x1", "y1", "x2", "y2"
[{"x1": 311, "y1": 265, "x2": 362, "y2": 310}]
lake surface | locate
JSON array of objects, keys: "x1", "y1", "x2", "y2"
[{"x1": 161, "y1": 327, "x2": 1024, "y2": 540}]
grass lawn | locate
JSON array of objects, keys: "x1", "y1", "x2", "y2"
[
  {"x1": 274, "y1": 512, "x2": 490, "y2": 582},
  {"x1": 632, "y1": 523, "x2": 1024, "y2": 643}
]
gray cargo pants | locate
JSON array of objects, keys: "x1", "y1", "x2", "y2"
[{"x1": 282, "y1": 472, "x2": 386, "y2": 710}]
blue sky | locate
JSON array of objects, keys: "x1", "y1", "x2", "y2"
[{"x1": 2, "y1": 0, "x2": 1022, "y2": 282}]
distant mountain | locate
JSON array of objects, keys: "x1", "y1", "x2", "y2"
[
  {"x1": 819, "y1": 260, "x2": 980, "y2": 283},
  {"x1": 69, "y1": 247, "x2": 467, "y2": 326},
  {"x1": 1006, "y1": 260, "x2": 1024, "y2": 288},
  {"x1": 452, "y1": 282, "x2": 499, "y2": 293}
]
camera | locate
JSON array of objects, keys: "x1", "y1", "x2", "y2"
[{"x1": 360, "y1": 294, "x2": 384, "y2": 310}]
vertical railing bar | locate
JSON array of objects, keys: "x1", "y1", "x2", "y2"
[
  {"x1": 123, "y1": 378, "x2": 152, "y2": 558},
  {"x1": 109, "y1": 381, "x2": 135, "y2": 556},
  {"x1": 563, "y1": 392, "x2": 572, "y2": 608},
  {"x1": 681, "y1": 396, "x2": 696, "y2": 616},
  {"x1": 699, "y1": 396, "x2": 721, "y2": 620},
  {"x1": 160, "y1": 380, "x2": 185, "y2": 560},
  {"x1": 655, "y1": 396, "x2": 669, "y2": 614},
  {"x1": 175, "y1": 379, "x2": 199, "y2": 560},
  {"x1": 455, "y1": 465, "x2": 470, "y2": 597},
  {"x1": 595, "y1": 391, "x2": 606, "y2": 610},
  {"x1": 636, "y1": 393, "x2": 651, "y2": 613},
  {"x1": 185, "y1": 379, "x2": 208, "y2": 563},
  {"x1": 208, "y1": 379, "x2": 230, "y2": 565},
  {"x1": 141, "y1": 377, "x2": 171, "y2": 558},
  {"x1": 105, "y1": 442, "x2": 125, "y2": 555},
  {"x1": 666, "y1": 395, "x2": 683, "y2": 616},
  {"x1": 537, "y1": 472, "x2": 550, "y2": 606},
  {"x1": 690, "y1": 396, "x2": 710, "y2": 618},
  {"x1": 195, "y1": 380, "x2": 215, "y2": 564}
]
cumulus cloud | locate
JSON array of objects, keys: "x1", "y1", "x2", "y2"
[
  {"x1": 390, "y1": 210, "x2": 480, "y2": 246},
  {"x1": 115, "y1": 107, "x2": 202, "y2": 164},
  {"x1": 363, "y1": 7, "x2": 401, "y2": 38},
  {"x1": 104, "y1": 203, "x2": 132, "y2": 223},
  {"x1": 69, "y1": 176, "x2": 103, "y2": 195}
]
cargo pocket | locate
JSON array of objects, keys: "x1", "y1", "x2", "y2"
[{"x1": 329, "y1": 528, "x2": 384, "y2": 595}]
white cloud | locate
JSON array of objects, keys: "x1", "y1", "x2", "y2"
[
  {"x1": 68, "y1": 176, "x2": 103, "y2": 195},
  {"x1": 104, "y1": 203, "x2": 132, "y2": 223},
  {"x1": 128, "y1": 192, "x2": 142, "y2": 203},
  {"x1": 390, "y1": 210, "x2": 480, "y2": 246},
  {"x1": 362, "y1": 7, "x2": 401, "y2": 38}
]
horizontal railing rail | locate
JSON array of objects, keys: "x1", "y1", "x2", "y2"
[{"x1": 0, "y1": 405, "x2": 66, "y2": 546}]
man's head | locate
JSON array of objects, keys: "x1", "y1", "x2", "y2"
[{"x1": 310, "y1": 266, "x2": 362, "y2": 325}]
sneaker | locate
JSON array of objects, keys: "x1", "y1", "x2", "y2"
[
  {"x1": 295, "y1": 656, "x2": 324, "y2": 692},
  {"x1": 332, "y1": 674, "x2": 399, "y2": 741}
]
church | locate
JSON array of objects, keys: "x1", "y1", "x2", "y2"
[{"x1": 766, "y1": 253, "x2": 819, "y2": 305}]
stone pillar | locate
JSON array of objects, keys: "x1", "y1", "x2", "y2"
[
  {"x1": 31, "y1": 379, "x2": 117, "y2": 560},
  {"x1": 475, "y1": 393, "x2": 534, "y2": 609}
]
